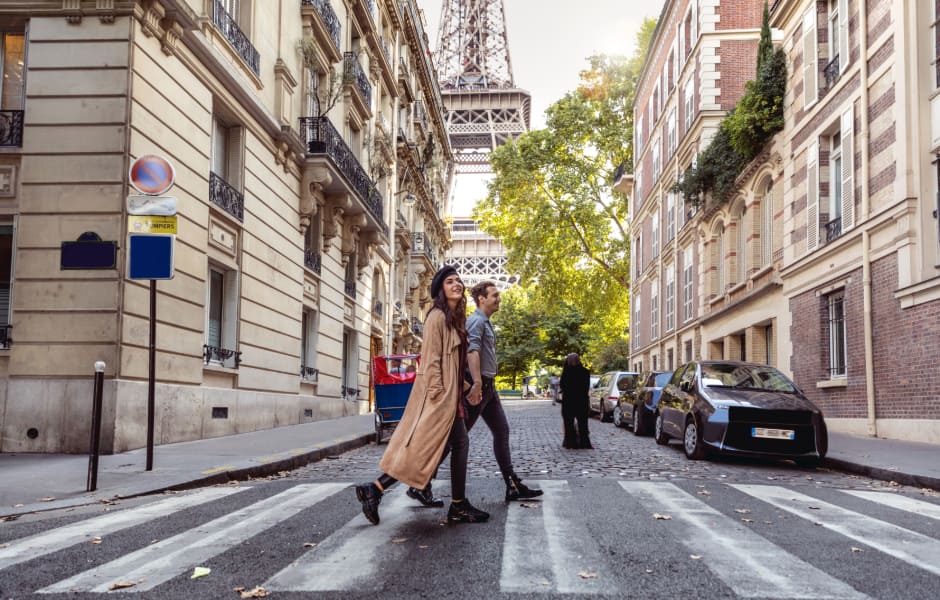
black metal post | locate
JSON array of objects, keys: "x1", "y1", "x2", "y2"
[
  {"x1": 146, "y1": 279, "x2": 156, "y2": 471},
  {"x1": 86, "y1": 361, "x2": 105, "y2": 492}
]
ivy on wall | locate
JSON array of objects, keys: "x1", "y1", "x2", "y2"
[{"x1": 673, "y1": 1, "x2": 786, "y2": 207}]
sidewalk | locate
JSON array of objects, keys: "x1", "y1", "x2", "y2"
[
  {"x1": 0, "y1": 413, "x2": 375, "y2": 518},
  {"x1": 1, "y1": 417, "x2": 938, "y2": 519}
]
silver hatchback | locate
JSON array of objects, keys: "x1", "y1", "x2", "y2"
[{"x1": 590, "y1": 371, "x2": 639, "y2": 422}]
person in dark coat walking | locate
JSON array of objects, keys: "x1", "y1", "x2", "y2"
[{"x1": 560, "y1": 353, "x2": 592, "y2": 449}]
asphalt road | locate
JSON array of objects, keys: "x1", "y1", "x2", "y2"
[{"x1": 2, "y1": 399, "x2": 939, "y2": 599}]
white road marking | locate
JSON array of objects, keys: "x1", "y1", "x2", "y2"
[
  {"x1": 734, "y1": 484, "x2": 940, "y2": 577},
  {"x1": 842, "y1": 490, "x2": 940, "y2": 522},
  {"x1": 38, "y1": 483, "x2": 347, "y2": 593},
  {"x1": 264, "y1": 484, "x2": 439, "y2": 591},
  {"x1": 622, "y1": 482, "x2": 867, "y2": 599},
  {"x1": 501, "y1": 480, "x2": 616, "y2": 595},
  {"x1": 0, "y1": 487, "x2": 248, "y2": 570}
]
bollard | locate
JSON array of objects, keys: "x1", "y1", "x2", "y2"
[{"x1": 86, "y1": 361, "x2": 106, "y2": 492}]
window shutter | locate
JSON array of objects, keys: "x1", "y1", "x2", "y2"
[
  {"x1": 838, "y1": 0, "x2": 850, "y2": 72},
  {"x1": 226, "y1": 126, "x2": 245, "y2": 190},
  {"x1": 761, "y1": 190, "x2": 773, "y2": 266},
  {"x1": 840, "y1": 108, "x2": 855, "y2": 230},
  {"x1": 803, "y1": 9, "x2": 818, "y2": 107},
  {"x1": 807, "y1": 141, "x2": 820, "y2": 252}
]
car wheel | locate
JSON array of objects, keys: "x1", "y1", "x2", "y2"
[
  {"x1": 613, "y1": 405, "x2": 623, "y2": 428},
  {"x1": 683, "y1": 417, "x2": 706, "y2": 460},
  {"x1": 601, "y1": 403, "x2": 613, "y2": 423},
  {"x1": 633, "y1": 405, "x2": 646, "y2": 436},
  {"x1": 374, "y1": 412, "x2": 384, "y2": 444},
  {"x1": 654, "y1": 413, "x2": 670, "y2": 445}
]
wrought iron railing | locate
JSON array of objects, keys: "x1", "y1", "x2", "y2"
[
  {"x1": 343, "y1": 386, "x2": 361, "y2": 399},
  {"x1": 344, "y1": 52, "x2": 372, "y2": 108},
  {"x1": 203, "y1": 344, "x2": 242, "y2": 368},
  {"x1": 301, "y1": 365, "x2": 319, "y2": 381},
  {"x1": 302, "y1": 0, "x2": 341, "y2": 49},
  {"x1": 304, "y1": 248, "x2": 322, "y2": 274},
  {"x1": 825, "y1": 217, "x2": 842, "y2": 243},
  {"x1": 0, "y1": 325, "x2": 11, "y2": 349},
  {"x1": 411, "y1": 316, "x2": 423, "y2": 336},
  {"x1": 299, "y1": 117, "x2": 385, "y2": 230},
  {"x1": 413, "y1": 100, "x2": 428, "y2": 130},
  {"x1": 823, "y1": 54, "x2": 840, "y2": 90},
  {"x1": 373, "y1": 300, "x2": 383, "y2": 316},
  {"x1": 380, "y1": 36, "x2": 391, "y2": 64},
  {"x1": 0, "y1": 110, "x2": 24, "y2": 147},
  {"x1": 345, "y1": 278, "x2": 357, "y2": 298},
  {"x1": 209, "y1": 171, "x2": 244, "y2": 221},
  {"x1": 399, "y1": 57, "x2": 411, "y2": 84},
  {"x1": 212, "y1": 0, "x2": 260, "y2": 76},
  {"x1": 412, "y1": 232, "x2": 434, "y2": 262}
]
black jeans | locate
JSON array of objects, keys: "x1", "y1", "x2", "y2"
[
  {"x1": 389, "y1": 411, "x2": 469, "y2": 500},
  {"x1": 464, "y1": 377, "x2": 514, "y2": 478}
]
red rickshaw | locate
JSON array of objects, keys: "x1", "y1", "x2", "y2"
[{"x1": 372, "y1": 354, "x2": 419, "y2": 443}]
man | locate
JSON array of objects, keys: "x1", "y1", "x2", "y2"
[{"x1": 407, "y1": 280, "x2": 543, "y2": 506}]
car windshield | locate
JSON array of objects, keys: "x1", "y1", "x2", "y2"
[
  {"x1": 699, "y1": 364, "x2": 797, "y2": 393},
  {"x1": 653, "y1": 372, "x2": 673, "y2": 387}
]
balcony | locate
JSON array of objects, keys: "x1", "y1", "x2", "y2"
[
  {"x1": 301, "y1": 0, "x2": 341, "y2": 51},
  {"x1": 411, "y1": 231, "x2": 436, "y2": 265},
  {"x1": 373, "y1": 300, "x2": 384, "y2": 316},
  {"x1": 212, "y1": 0, "x2": 260, "y2": 76},
  {"x1": 823, "y1": 54, "x2": 840, "y2": 91},
  {"x1": 300, "y1": 116, "x2": 387, "y2": 236},
  {"x1": 209, "y1": 171, "x2": 244, "y2": 221},
  {"x1": 345, "y1": 279, "x2": 357, "y2": 298},
  {"x1": 304, "y1": 248, "x2": 322, "y2": 274},
  {"x1": 344, "y1": 51, "x2": 372, "y2": 115},
  {"x1": 825, "y1": 217, "x2": 842, "y2": 243},
  {"x1": 0, "y1": 111, "x2": 24, "y2": 147},
  {"x1": 301, "y1": 365, "x2": 319, "y2": 381},
  {"x1": 413, "y1": 100, "x2": 429, "y2": 134},
  {"x1": 203, "y1": 344, "x2": 241, "y2": 369}
]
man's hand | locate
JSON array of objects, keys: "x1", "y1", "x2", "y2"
[{"x1": 467, "y1": 381, "x2": 483, "y2": 405}]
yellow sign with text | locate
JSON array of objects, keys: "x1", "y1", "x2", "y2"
[{"x1": 128, "y1": 215, "x2": 178, "y2": 234}]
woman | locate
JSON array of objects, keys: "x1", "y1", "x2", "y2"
[
  {"x1": 355, "y1": 265, "x2": 489, "y2": 525},
  {"x1": 560, "y1": 353, "x2": 592, "y2": 449}
]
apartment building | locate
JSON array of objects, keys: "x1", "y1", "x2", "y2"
[
  {"x1": 0, "y1": 0, "x2": 452, "y2": 453},
  {"x1": 625, "y1": 0, "x2": 940, "y2": 443}
]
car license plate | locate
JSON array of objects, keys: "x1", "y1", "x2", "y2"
[{"x1": 751, "y1": 427, "x2": 795, "y2": 440}]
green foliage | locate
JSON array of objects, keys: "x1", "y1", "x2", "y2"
[
  {"x1": 491, "y1": 287, "x2": 543, "y2": 389},
  {"x1": 592, "y1": 338, "x2": 632, "y2": 372},
  {"x1": 673, "y1": 1, "x2": 786, "y2": 207},
  {"x1": 539, "y1": 303, "x2": 592, "y2": 367}
]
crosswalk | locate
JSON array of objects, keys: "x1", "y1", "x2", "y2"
[{"x1": 2, "y1": 479, "x2": 940, "y2": 597}]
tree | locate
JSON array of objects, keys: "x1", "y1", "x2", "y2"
[
  {"x1": 491, "y1": 287, "x2": 543, "y2": 389},
  {"x1": 475, "y1": 19, "x2": 656, "y2": 361},
  {"x1": 539, "y1": 303, "x2": 592, "y2": 368}
]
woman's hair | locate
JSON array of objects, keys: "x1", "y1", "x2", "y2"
[
  {"x1": 431, "y1": 278, "x2": 468, "y2": 345},
  {"x1": 565, "y1": 353, "x2": 581, "y2": 367}
]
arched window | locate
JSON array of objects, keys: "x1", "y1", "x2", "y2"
[
  {"x1": 715, "y1": 223, "x2": 725, "y2": 296},
  {"x1": 735, "y1": 205, "x2": 746, "y2": 284},
  {"x1": 760, "y1": 179, "x2": 774, "y2": 267}
]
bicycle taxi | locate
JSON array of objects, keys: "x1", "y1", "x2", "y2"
[{"x1": 372, "y1": 354, "x2": 419, "y2": 443}]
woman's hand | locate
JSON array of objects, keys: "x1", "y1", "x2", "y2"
[{"x1": 467, "y1": 381, "x2": 483, "y2": 406}]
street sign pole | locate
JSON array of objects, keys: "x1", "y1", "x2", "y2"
[{"x1": 146, "y1": 279, "x2": 156, "y2": 471}]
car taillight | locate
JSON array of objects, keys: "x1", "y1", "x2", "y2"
[{"x1": 609, "y1": 395, "x2": 619, "y2": 400}]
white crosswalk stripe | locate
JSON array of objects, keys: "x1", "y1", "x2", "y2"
[
  {"x1": 733, "y1": 485, "x2": 940, "y2": 578},
  {"x1": 0, "y1": 486, "x2": 248, "y2": 571},
  {"x1": 842, "y1": 490, "x2": 940, "y2": 522},
  {"x1": 38, "y1": 483, "x2": 347, "y2": 594},
  {"x1": 621, "y1": 481, "x2": 868, "y2": 599},
  {"x1": 264, "y1": 484, "x2": 440, "y2": 591},
  {"x1": 501, "y1": 480, "x2": 615, "y2": 594}
]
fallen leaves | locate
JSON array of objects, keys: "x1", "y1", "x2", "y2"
[
  {"x1": 391, "y1": 538, "x2": 408, "y2": 544},
  {"x1": 653, "y1": 513, "x2": 672, "y2": 520},
  {"x1": 519, "y1": 502, "x2": 540, "y2": 509},
  {"x1": 191, "y1": 567, "x2": 211, "y2": 579},
  {"x1": 90, "y1": 536, "x2": 103, "y2": 545},
  {"x1": 235, "y1": 586, "x2": 268, "y2": 598},
  {"x1": 690, "y1": 555, "x2": 702, "y2": 560},
  {"x1": 0, "y1": 515, "x2": 19, "y2": 522},
  {"x1": 577, "y1": 571, "x2": 598, "y2": 579},
  {"x1": 734, "y1": 508, "x2": 751, "y2": 514},
  {"x1": 851, "y1": 547, "x2": 864, "y2": 553},
  {"x1": 108, "y1": 581, "x2": 138, "y2": 591},
  {"x1": 38, "y1": 497, "x2": 56, "y2": 502},
  {"x1": 303, "y1": 542, "x2": 318, "y2": 548},
  {"x1": 697, "y1": 490, "x2": 711, "y2": 496},
  {"x1": 740, "y1": 518, "x2": 754, "y2": 523}
]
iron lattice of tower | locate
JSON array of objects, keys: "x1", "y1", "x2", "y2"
[{"x1": 435, "y1": 0, "x2": 531, "y2": 174}]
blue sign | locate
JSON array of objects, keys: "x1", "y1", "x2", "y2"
[
  {"x1": 128, "y1": 234, "x2": 175, "y2": 280},
  {"x1": 61, "y1": 232, "x2": 117, "y2": 270}
]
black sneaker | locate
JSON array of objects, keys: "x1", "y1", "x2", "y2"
[
  {"x1": 505, "y1": 476, "x2": 544, "y2": 501},
  {"x1": 355, "y1": 483, "x2": 382, "y2": 525},
  {"x1": 447, "y1": 500, "x2": 490, "y2": 523},
  {"x1": 407, "y1": 484, "x2": 444, "y2": 507}
]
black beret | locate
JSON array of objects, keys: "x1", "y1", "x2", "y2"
[{"x1": 430, "y1": 265, "x2": 459, "y2": 299}]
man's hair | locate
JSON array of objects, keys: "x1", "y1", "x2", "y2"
[{"x1": 469, "y1": 280, "x2": 498, "y2": 306}]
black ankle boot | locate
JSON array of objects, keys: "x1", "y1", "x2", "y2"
[
  {"x1": 447, "y1": 499, "x2": 490, "y2": 523},
  {"x1": 406, "y1": 483, "x2": 444, "y2": 507},
  {"x1": 355, "y1": 482, "x2": 383, "y2": 525},
  {"x1": 505, "y1": 474, "x2": 544, "y2": 501}
]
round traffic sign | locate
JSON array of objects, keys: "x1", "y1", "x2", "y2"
[{"x1": 129, "y1": 154, "x2": 175, "y2": 195}]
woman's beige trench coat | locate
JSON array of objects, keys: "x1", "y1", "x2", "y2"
[{"x1": 379, "y1": 308, "x2": 464, "y2": 489}]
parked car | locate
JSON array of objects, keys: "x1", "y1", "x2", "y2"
[
  {"x1": 654, "y1": 360, "x2": 828, "y2": 466},
  {"x1": 613, "y1": 370, "x2": 673, "y2": 435},
  {"x1": 590, "y1": 371, "x2": 639, "y2": 422}
]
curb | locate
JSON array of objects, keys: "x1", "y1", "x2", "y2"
[{"x1": 823, "y1": 457, "x2": 940, "y2": 492}]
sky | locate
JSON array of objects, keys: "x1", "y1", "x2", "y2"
[{"x1": 414, "y1": 0, "x2": 667, "y2": 216}]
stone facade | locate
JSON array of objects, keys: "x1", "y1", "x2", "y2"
[{"x1": 0, "y1": 0, "x2": 453, "y2": 453}]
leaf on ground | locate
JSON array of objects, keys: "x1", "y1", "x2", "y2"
[
  {"x1": 239, "y1": 586, "x2": 269, "y2": 598},
  {"x1": 690, "y1": 555, "x2": 703, "y2": 560},
  {"x1": 38, "y1": 497, "x2": 56, "y2": 502},
  {"x1": 90, "y1": 536, "x2": 103, "y2": 545},
  {"x1": 808, "y1": 506, "x2": 821, "y2": 510},
  {"x1": 577, "y1": 571, "x2": 598, "y2": 579},
  {"x1": 645, "y1": 569, "x2": 653, "y2": 574},
  {"x1": 391, "y1": 537, "x2": 408, "y2": 544},
  {"x1": 814, "y1": 522, "x2": 823, "y2": 526},
  {"x1": 851, "y1": 547, "x2": 864, "y2": 553},
  {"x1": 0, "y1": 515, "x2": 19, "y2": 522},
  {"x1": 303, "y1": 542, "x2": 318, "y2": 548},
  {"x1": 520, "y1": 503, "x2": 541, "y2": 509},
  {"x1": 108, "y1": 581, "x2": 137, "y2": 591},
  {"x1": 13, "y1": 503, "x2": 23, "y2": 508},
  {"x1": 741, "y1": 518, "x2": 754, "y2": 523},
  {"x1": 191, "y1": 567, "x2": 211, "y2": 579},
  {"x1": 734, "y1": 508, "x2": 751, "y2": 514},
  {"x1": 697, "y1": 490, "x2": 711, "y2": 496},
  {"x1": 653, "y1": 513, "x2": 672, "y2": 520}
]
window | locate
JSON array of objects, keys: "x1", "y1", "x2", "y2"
[
  {"x1": 210, "y1": 116, "x2": 245, "y2": 220},
  {"x1": 665, "y1": 264, "x2": 675, "y2": 332},
  {"x1": 667, "y1": 109, "x2": 677, "y2": 157},
  {"x1": 650, "y1": 279, "x2": 659, "y2": 341},
  {"x1": 0, "y1": 225, "x2": 13, "y2": 349},
  {"x1": 636, "y1": 116, "x2": 644, "y2": 157},
  {"x1": 652, "y1": 355, "x2": 659, "y2": 371},
  {"x1": 635, "y1": 166, "x2": 643, "y2": 204},
  {"x1": 683, "y1": 246, "x2": 694, "y2": 322},
  {"x1": 827, "y1": 292, "x2": 846, "y2": 377},
  {"x1": 716, "y1": 224, "x2": 726, "y2": 294},
  {"x1": 301, "y1": 309, "x2": 319, "y2": 381},
  {"x1": 651, "y1": 212, "x2": 660, "y2": 258},
  {"x1": 0, "y1": 32, "x2": 25, "y2": 111},
  {"x1": 760, "y1": 181, "x2": 773, "y2": 267},
  {"x1": 304, "y1": 212, "x2": 322, "y2": 273},
  {"x1": 667, "y1": 348, "x2": 674, "y2": 371},
  {"x1": 344, "y1": 252, "x2": 357, "y2": 297},
  {"x1": 736, "y1": 211, "x2": 746, "y2": 283},
  {"x1": 652, "y1": 140, "x2": 661, "y2": 180},
  {"x1": 765, "y1": 324, "x2": 774, "y2": 366},
  {"x1": 342, "y1": 328, "x2": 359, "y2": 399},
  {"x1": 667, "y1": 50, "x2": 675, "y2": 91},
  {"x1": 684, "y1": 339, "x2": 693, "y2": 363},
  {"x1": 634, "y1": 233, "x2": 643, "y2": 277},
  {"x1": 802, "y1": 8, "x2": 819, "y2": 106},
  {"x1": 827, "y1": 131, "x2": 843, "y2": 241},
  {"x1": 666, "y1": 192, "x2": 676, "y2": 242},
  {"x1": 206, "y1": 265, "x2": 240, "y2": 368},
  {"x1": 684, "y1": 79, "x2": 695, "y2": 132},
  {"x1": 633, "y1": 297, "x2": 642, "y2": 349}
]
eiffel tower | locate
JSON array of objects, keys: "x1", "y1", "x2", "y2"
[{"x1": 435, "y1": 0, "x2": 531, "y2": 174}]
